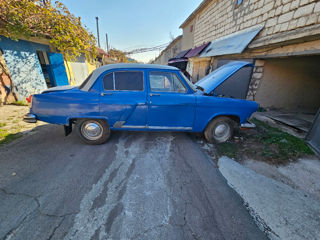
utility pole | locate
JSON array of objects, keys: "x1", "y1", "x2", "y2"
[
  {"x1": 106, "y1": 33, "x2": 109, "y2": 52},
  {"x1": 95, "y1": 17, "x2": 101, "y2": 48}
]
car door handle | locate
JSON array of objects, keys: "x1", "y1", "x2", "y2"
[
  {"x1": 101, "y1": 92, "x2": 113, "y2": 96},
  {"x1": 150, "y1": 93, "x2": 160, "y2": 97}
]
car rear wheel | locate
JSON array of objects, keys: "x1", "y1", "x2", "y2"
[
  {"x1": 204, "y1": 116, "x2": 235, "y2": 143},
  {"x1": 75, "y1": 119, "x2": 110, "y2": 145}
]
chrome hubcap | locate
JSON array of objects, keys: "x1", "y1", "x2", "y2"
[
  {"x1": 81, "y1": 121, "x2": 103, "y2": 140},
  {"x1": 214, "y1": 123, "x2": 230, "y2": 140}
]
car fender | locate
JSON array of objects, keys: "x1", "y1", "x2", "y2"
[{"x1": 202, "y1": 113, "x2": 240, "y2": 132}]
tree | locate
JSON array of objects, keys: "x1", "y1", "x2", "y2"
[
  {"x1": 108, "y1": 49, "x2": 130, "y2": 63},
  {"x1": 0, "y1": 0, "x2": 96, "y2": 59}
]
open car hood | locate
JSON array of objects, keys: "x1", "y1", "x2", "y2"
[{"x1": 195, "y1": 61, "x2": 253, "y2": 94}]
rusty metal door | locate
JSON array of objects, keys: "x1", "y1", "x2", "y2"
[{"x1": 306, "y1": 108, "x2": 320, "y2": 155}]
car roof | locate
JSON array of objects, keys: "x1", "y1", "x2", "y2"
[{"x1": 81, "y1": 63, "x2": 179, "y2": 91}]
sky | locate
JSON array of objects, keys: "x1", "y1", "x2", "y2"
[{"x1": 60, "y1": 0, "x2": 203, "y2": 63}]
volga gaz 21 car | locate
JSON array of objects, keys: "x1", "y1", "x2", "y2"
[{"x1": 24, "y1": 61, "x2": 258, "y2": 144}]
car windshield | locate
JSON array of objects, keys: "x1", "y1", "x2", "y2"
[{"x1": 180, "y1": 71, "x2": 197, "y2": 92}]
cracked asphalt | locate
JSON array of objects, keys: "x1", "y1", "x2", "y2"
[{"x1": 0, "y1": 125, "x2": 267, "y2": 240}]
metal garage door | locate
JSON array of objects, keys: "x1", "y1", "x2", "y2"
[{"x1": 306, "y1": 108, "x2": 320, "y2": 155}]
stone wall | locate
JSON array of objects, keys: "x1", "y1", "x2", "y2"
[
  {"x1": 0, "y1": 52, "x2": 18, "y2": 105},
  {"x1": 194, "y1": 0, "x2": 320, "y2": 47},
  {"x1": 247, "y1": 59, "x2": 264, "y2": 101}
]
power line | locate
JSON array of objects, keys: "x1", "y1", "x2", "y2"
[{"x1": 124, "y1": 42, "x2": 170, "y2": 55}]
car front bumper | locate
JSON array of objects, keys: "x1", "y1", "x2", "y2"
[{"x1": 23, "y1": 113, "x2": 37, "y2": 123}]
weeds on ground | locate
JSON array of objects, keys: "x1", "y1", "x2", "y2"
[
  {"x1": 11, "y1": 100, "x2": 28, "y2": 106},
  {"x1": 252, "y1": 119, "x2": 313, "y2": 157},
  {"x1": 216, "y1": 142, "x2": 238, "y2": 159},
  {"x1": 215, "y1": 119, "x2": 314, "y2": 165},
  {"x1": 0, "y1": 123, "x2": 6, "y2": 127},
  {"x1": 0, "y1": 127, "x2": 22, "y2": 145}
]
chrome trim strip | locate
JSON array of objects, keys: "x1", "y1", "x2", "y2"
[
  {"x1": 122, "y1": 125, "x2": 147, "y2": 129},
  {"x1": 148, "y1": 126, "x2": 192, "y2": 130},
  {"x1": 240, "y1": 122, "x2": 256, "y2": 128},
  {"x1": 113, "y1": 121, "x2": 126, "y2": 128},
  {"x1": 120, "y1": 125, "x2": 192, "y2": 130}
]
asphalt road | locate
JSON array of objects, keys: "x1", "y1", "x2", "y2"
[{"x1": 0, "y1": 125, "x2": 267, "y2": 240}]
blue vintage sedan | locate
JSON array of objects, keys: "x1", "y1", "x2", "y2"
[{"x1": 24, "y1": 61, "x2": 258, "y2": 144}]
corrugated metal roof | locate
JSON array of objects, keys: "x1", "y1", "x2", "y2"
[
  {"x1": 200, "y1": 25, "x2": 264, "y2": 58},
  {"x1": 185, "y1": 42, "x2": 210, "y2": 58},
  {"x1": 175, "y1": 49, "x2": 191, "y2": 59}
]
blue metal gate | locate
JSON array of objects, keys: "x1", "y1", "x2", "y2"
[{"x1": 47, "y1": 52, "x2": 69, "y2": 86}]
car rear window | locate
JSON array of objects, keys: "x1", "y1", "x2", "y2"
[
  {"x1": 115, "y1": 71, "x2": 143, "y2": 91},
  {"x1": 103, "y1": 71, "x2": 143, "y2": 91}
]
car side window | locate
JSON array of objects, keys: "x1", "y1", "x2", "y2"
[
  {"x1": 103, "y1": 73, "x2": 114, "y2": 90},
  {"x1": 115, "y1": 71, "x2": 143, "y2": 91},
  {"x1": 103, "y1": 71, "x2": 143, "y2": 91},
  {"x1": 149, "y1": 72, "x2": 187, "y2": 93}
]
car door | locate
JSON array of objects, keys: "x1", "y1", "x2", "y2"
[
  {"x1": 99, "y1": 70, "x2": 147, "y2": 128},
  {"x1": 147, "y1": 71, "x2": 196, "y2": 130}
]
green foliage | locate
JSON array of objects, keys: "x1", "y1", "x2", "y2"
[
  {"x1": 0, "y1": 128, "x2": 22, "y2": 145},
  {"x1": 216, "y1": 142, "x2": 239, "y2": 159},
  {"x1": 11, "y1": 100, "x2": 28, "y2": 106},
  {"x1": 251, "y1": 119, "x2": 314, "y2": 160},
  {"x1": 0, "y1": 0, "x2": 96, "y2": 59},
  {"x1": 108, "y1": 49, "x2": 130, "y2": 63}
]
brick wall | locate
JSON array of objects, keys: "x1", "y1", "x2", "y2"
[{"x1": 194, "y1": 0, "x2": 320, "y2": 47}]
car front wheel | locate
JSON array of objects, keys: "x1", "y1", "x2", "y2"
[
  {"x1": 75, "y1": 119, "x2": 110, "y2": 145},
  {"x1": 204, "y1": 116, "x2": 235, "y2": 143}
]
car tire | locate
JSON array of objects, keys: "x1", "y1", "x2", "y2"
[
  {"x1": 204, "y1": 116, "x2": 235, "y2": 143},
  {"x1": 75, "y1": 119, "x2": 110, "y2": 145}
]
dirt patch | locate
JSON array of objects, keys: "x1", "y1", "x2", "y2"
[
  {"x1": 0, "y1": 105, "x2": 45, "y2": 144},
  {"x1": 200, "y1": 119, "x2": 315, "y2": 166}
]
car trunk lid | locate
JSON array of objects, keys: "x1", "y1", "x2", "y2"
[{"x1": 42, "y1": 85, "x2": 77, "y2": 94}]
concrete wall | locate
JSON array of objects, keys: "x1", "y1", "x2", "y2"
[
  {"x1": 193, "y1": 0, "x2": 320, "y2": 47},
  {"x1": 65, "y1": 55, "x2": 96, "y2": 86},
  {"x1": 181, "y1": 20, "x2": 195, "y2": 51},
  {"x1": 68, "y1": 54, "x2": 89, "y2": 85},
  {"x1": 255, "y1": 56, "x2": 320, "y2": 111},
  {"x1": 0, "y1": 37, "x2": 49, "y2": 99}
]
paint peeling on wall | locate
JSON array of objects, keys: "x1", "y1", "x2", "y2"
[{"x1": 0, "y1": 37, "x2": 49, "y2": 99}]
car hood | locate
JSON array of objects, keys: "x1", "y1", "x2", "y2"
[
  {"x1": 42, "y1": 85, "x2": 77, "y2": 93},
  {"x1": 195, "y1": 61, "x2": 253, "y2": 94}
]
